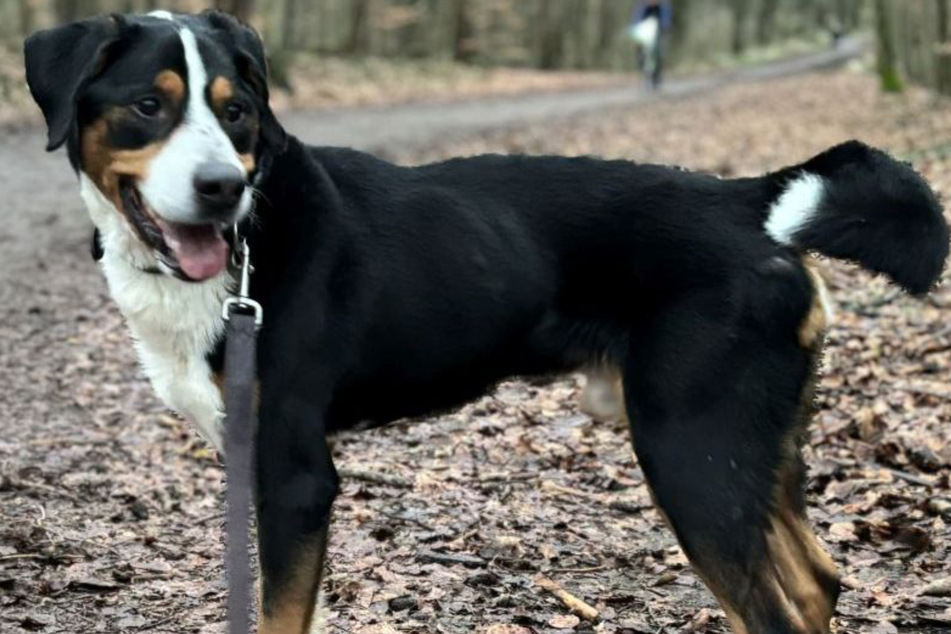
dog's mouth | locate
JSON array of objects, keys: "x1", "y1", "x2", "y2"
[{"x1": 119, "y1": 178, "x2": 230, "y2": 282}]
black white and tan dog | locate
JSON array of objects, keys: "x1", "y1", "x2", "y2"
[{"x1": 25, "y1": 10, "x2": 950, "y2": 634}]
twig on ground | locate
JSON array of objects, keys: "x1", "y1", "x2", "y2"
[
  {"x1": 546, "y1": 564, "x2": 609, "y2": 575},
  {"x1": 417, "y1": 550, "x2": 487, "y2": 568},
  {"x1": 0, "y1": 553, "x2": 43, "y2": 562},
  {"x1": 901, "y1": 384, "x2": 951, "y2": 402},
  {"x1": 541, "y1": 481, "x2": 651, "y2": 515},
  {"x1": 337, "y1": 468, "x2": 413, "y2": 489},
  {"x1": 825, "y1": 458, "x2": 936, "y2": 488},
  {"x1": 195, "y1": 510, "x2": 226, "y2": 525},
  {"x1": 139, "y1": 614, "x2": 178, "y2": 631},
  {"x1": 535, "y1": 575, "x2": 600, "y2": 621},
  {"x1": 889, "y1": 469, "x2": 937, "y2": 488}
]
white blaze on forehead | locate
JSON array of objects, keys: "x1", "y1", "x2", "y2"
[
  {"x1": 181, "y1": 28, "x2": 217, "y2": 126},
  {"x1": 148, "y1": 10, "x2": 175, "y2": 21},
  {"x1": 138, "y1": 26, "x2": 251, "y2": 225}
]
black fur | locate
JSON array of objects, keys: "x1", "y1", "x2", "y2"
[
  {"x1": 25, "y1": 15, "x2": 122, "y2": 154},
  {"x1": 25, "y1": 11, "x2": 950, "y2": 632},
  {"x1": 775, "y1": 141, "x2": 949, "y2": 295},
  {"x1": 231, "y1": 138, "x2": 946, "y2": 631}
]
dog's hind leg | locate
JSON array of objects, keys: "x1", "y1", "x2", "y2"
[
  {"x1": 622, "y1": 283, "x2": 839, "y2": 634},
  {"x1": 255, "y1": 396, "x2": 338, "y2": 634}
]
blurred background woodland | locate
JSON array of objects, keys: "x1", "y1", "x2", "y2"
[{"x1": 0, "y1": 1, "x2": 949, "y2": 109}]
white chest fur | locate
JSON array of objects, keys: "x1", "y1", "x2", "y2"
[{"x1": 81, "y1": 175, "x2": 231, "y2": 451}]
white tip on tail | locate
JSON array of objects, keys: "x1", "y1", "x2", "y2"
[{"x1": 766, "y1": 173, "x2": 825, "y2": 246}]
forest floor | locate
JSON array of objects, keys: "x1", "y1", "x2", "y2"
[{"x1": 2, "y1": 66, "x2": 951, "y2": 634}]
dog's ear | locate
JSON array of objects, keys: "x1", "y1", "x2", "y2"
[
  {"x1": 24, "y1": 16, "x2": 123, "y2": 152},
  {"x1": 205, "y1": 11, "x2": 287, "y2": 157}
]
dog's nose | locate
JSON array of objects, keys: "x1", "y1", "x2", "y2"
[{"x1": 193, "y1": 162, "x2": 246, "y2": 214}]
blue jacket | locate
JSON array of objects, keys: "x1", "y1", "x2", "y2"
[{"x1": 632, "y1": 2, "x2": 673, "y2": 31}]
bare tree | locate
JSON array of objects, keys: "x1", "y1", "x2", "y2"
[
  {"x1": 731, "y1": 0, "x2": 753, "y2": 55},
  {"x1": 347, "y1": 0, "x2": 373, "y2": 54},
  {"x1": 452, "y1": 0, "x2": 476, "y2": 62},
  {"x1": 938, "y1": 0, "x2": 950, "y2": 41},
  {"x1": 54, "y1": 0, "x2": 81, "y2": 23},
  {"x1": 216, "y1": 0, "x2": 254, "y2": 23},
  {"x1": 19, "y1": 0, "x2": 36, "y2": 34},
  {"x1": 875, "y1": 0, "x2": 904, "y2": 92},
  {"x1": 756, "y1": 0, "x2": 781, "y2": 45}
]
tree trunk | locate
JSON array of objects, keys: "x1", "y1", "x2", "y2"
[
  {"x1": 756, "y1": 0, "x2": 781, "y2": 45},
  {"x1": 215, "y1": 0, "x2": 254, "y2": 23},
  {"x1": 53, "y1": 0, "x2": 80, "y2": 24},
  {"x1": 452, "y1": 0, "x2": 475, "y2": 62},
  {"x1": 19, "y1": 0, "x2": 35, "y2": 34},
  {"x1": 935, "y1": 43, "x2": 951, "y2": 95},
  {"x1": 938, "y1": 0, "x2": 950, "y2": 42},
  {"x1": 876, "y1": 0, "x2": 904, "y2": 92},
  {"x1": 347, "y1": 0, "x2": 372, "y2": 55},
  {"x1": 280, "y1": 0, "x2": 297, "y2": 50},
  {"x1": 537, "y1": 0, "x2": 564, "y2": 70},
  {"x1": 731, "y1": 0, "x2": 752, "y2": 55}
]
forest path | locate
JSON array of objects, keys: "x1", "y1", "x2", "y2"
[
  {"x1": 283, "y1": 37, "x2": 863, "y2": 152},
  {"x1": 0, "y1": 37, "x2": 861, "y2": 271}
]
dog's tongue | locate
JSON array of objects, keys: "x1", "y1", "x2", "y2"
[{"x1": 161, "y1": 222, "x2": 229, "y2": 281}]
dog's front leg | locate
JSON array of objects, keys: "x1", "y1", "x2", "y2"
[{"x1": 256, "y1": 391, "x2": 338, "y2": 634}]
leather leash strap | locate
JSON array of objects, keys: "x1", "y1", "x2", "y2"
[
  {"x1": 224, "y1": 310, "x2": 257, "y2": 634},
  {"x1": 222, "y1": 238, "x2": 263, "y2": 634}
]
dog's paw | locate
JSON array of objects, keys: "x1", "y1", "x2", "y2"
[
  {"x1": 195, "y1": 414, "x2": 225, "y2": 456},
  {"x1": 309, "y1": 590, "x2": 328, "y2": 634}
]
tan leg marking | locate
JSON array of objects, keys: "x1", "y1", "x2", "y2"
[
  {"x1": 799, "y1": 263, "x2": 833, "y2": 348},
  {"x1": 661, "y1": 371, "x2": 836, "y2": 634},
  {"x1": 765, "y1": 509, "x2": 837, "y2": 633},
  {"x1": 762, "y1": 445, "x2": 839, "y2": 634},
  {"x1": 259, "y1": 527, "x2": 330, "y2": 634}
]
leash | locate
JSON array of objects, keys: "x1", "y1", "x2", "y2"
[{"x1": 221, "y1": 237, "x2": 263, "y2": 634}]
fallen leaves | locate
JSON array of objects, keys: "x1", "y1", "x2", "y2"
[
  {"x1": 922, "y1": 578, "x2": 951, "y2": 598},
  {"x1": 2, "y1": 68, "x2": 951, "y2": 633}
]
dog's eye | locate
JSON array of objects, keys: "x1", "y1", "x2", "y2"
[
  {"x1": 224, "y1": 103, "x2": 245, "y2": 124},
  {"x1": 132, "y1": 97, "x2": 163, "y2": 119}
]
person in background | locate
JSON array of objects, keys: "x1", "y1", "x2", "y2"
[{"x1": 630, "y1": 0, "x2": 673, "y2": 89}]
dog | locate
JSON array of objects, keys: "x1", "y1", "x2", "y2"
[{"x1": 25, "y1": 11, "x2": 950, "y2": 634}]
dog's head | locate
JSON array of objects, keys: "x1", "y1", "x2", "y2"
[{"x1": 25, "y1": 10, "x2": 286, "y2": 282}]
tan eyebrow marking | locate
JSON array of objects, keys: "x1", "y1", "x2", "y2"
[
  {"x1": 210, "y1": 76, "x2": 235, "y2": 112},
  {"x1": 154, "y1": 70, "x2": 185, "y2": 106}
]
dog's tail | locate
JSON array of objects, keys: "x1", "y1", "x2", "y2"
[{"x1": 764, "y1": 141, "x2": 949, "y2": 295}]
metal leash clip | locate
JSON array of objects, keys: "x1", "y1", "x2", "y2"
[{"x1": 222, "y1": 235, "x2": 264, "y2": 330}]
